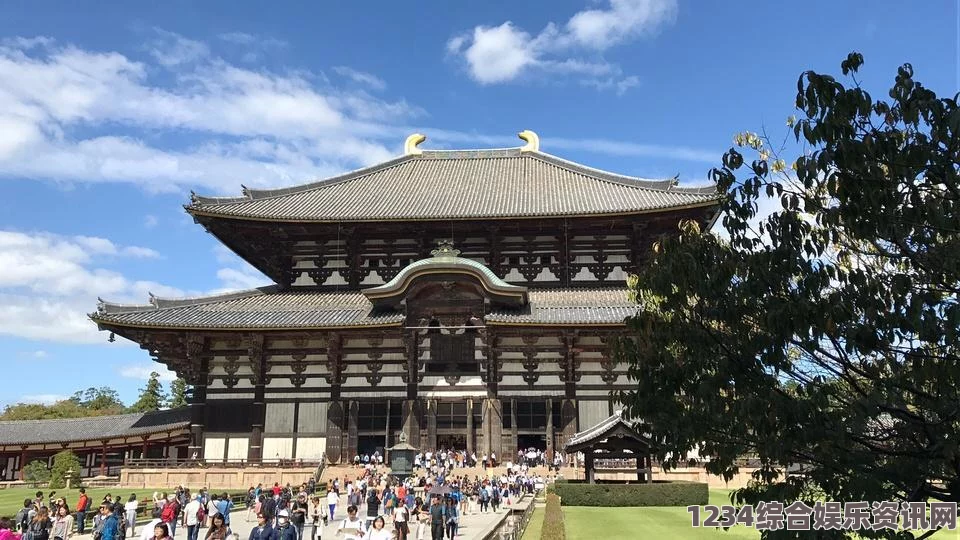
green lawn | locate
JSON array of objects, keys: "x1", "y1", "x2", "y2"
[
  {"x1": 520, "y1": 503, "x2": 545, "y2": 540},
  {"x1": 0, "y1": 488, "x2": 167, "y2": 519},
  {"x1": 563, "y1": 489, "x2": 759, "y2": 540}
]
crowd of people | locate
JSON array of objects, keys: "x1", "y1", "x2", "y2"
[{"x1": 0, "y1": 451, "x2": 551, "y2": 540}]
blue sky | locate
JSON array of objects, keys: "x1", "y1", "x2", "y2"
[{"x1": 0, "y1": 0, "x2": 957, "y2": 408}]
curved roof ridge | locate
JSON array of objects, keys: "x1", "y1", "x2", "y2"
[
  {"x1": 531, "y1": 150, "x2": 719, "y2": 195},
  {"x1": 190, "y1": 155, "x2": 414, "y2": 207},
  {"x1": 96, "y1": 286, "x2": 277, "y2": 315},
  {"x1": 419, "y1": 147, "x2": 523, "y2": 159}
]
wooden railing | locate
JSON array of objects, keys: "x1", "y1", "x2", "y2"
[{"x1": 123, "y1": 458, "x2": 323, "y2": 469}]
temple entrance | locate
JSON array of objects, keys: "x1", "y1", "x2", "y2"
[
  {"x1": 436, "y1": 434, "x2": 466, "y2": 451},
  {"x1": 518, "y1": 434, "x2": 547, "y2": 451}
]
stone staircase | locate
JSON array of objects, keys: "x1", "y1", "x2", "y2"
[{"x1": 320, "y1": 464, "x2": 576, "y2": 484}]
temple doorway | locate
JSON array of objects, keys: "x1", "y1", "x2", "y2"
[{"x1": 436, "y1": 434, "x2": 466, "y2": 451}]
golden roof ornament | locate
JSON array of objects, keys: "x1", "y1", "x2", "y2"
[
  {"x1": 518, "y1": 130, "x2": 539, "y2": 152},
  {"x1": 404, "y1": 133, "x2": 426, "y2": 155},
  {"x1": 431, "y1": 240, "x2": 460, "y2": 258}
]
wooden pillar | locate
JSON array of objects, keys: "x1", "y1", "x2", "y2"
[
  {"x1": 510, "y1": 398, "x2": 518, "y2": 458},
  {"x1": 141, "y1": 438, "x2": 149, "y2": 459},
  {"x1": 187, "y1": 335, "x2": 211, "y2": 460},
  {"x1": 18, "y1": 447, "x2": 26, "y2": 481},
  {"x1": 646, "y1": 455, "x2": 653, "y2": 484},
  {"x1": 384, "y1": 399, "x2": 391, "y2": 451},
  {"x1": 545, "y1": 398, "x2": 554, "y2": 459},
  {"x1": 425, "y1": 399, "x2": 437, "y2": 451},
  {"x1": 405, "y1": 331, "x2": 419, "y2": 400},
  {"x1": 99, "y1": 441, "x2": 108, "y2": 476},
  {"x1": 465, "y1": 398, "x2": 474, "y2": 454},
  {"x1": 561, "y1": 399, "x2": 577, "y2": 464},
  {"x1": 325, "y1": 401, "x2": 345, "y2": 464},
  {"x1": 585, "y1": 453, "x2": 594, "y2": 484},
  {"x1": 402, "y1": 400, "x2": 421, "y2": 450},
  {"x1": 346, "y1": 400, "x2": 359, "y2": 460},
  {"x1": 483, "y1": 398, "x2": 503, "y2": 458},
  {"x1": 248, "y1": 338, "x2": 267, "y2": 463}
]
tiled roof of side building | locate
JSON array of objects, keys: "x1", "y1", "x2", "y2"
[
  {"x1": 0, "y1": 407, "x2": 190, "y2": 446},
  {"x1": 91, "y1": 286, "x2": 638, "y2": 330},
  {"x1": 187, "y1": 136, "x2": 720, "y2": 222}
]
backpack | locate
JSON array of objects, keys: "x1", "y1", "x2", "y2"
[{"x1": 16, "y1": 508, "x2": 29, "y2": 533}]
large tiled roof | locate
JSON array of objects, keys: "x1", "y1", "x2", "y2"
[
  {"x1": 187, "y1": 146, "x2": 719, "y2": 222},
  {"x1": 91, "y1": 286, "x2": 636, "y2": 330},
  {"x1": 0, "y1": 408, "x2": 190, "y2": 446}
]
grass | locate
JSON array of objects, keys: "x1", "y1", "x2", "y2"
[
  {"x1": 520, "y1": 503, "x2": 545, "y2": 540},
  {"x1": 563, "y1": 489, "x2": 760, "y2": 540},
  {"x1": 0, "y1": 488, "x2": 168, "y2": 519}
]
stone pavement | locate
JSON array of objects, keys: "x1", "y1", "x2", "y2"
[{"x1": 91, "y1": 492, "x2": 515, "y2": 540}]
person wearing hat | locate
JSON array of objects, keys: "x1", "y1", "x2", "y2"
[{"x1": 274, "y1": 511, "x2": 296, "y2": 540}]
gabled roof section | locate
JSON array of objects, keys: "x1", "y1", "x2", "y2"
[
  {"x1": 91, "y1": 286, "x2": 635, "y2": 332},
  {"x1": 0, "y1": 408, "x2": 190, "y2": 446},
  {"x1": 362, "y1": 242, "x2": 528, "y2": 308},
  {"x1": 186, "y1": 132, "x2": 720, "y2": 222},
  {"x1": 565, "y1": 410, "x2": 650, "y2": 453}
]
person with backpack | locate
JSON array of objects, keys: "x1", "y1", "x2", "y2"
[
  {"x1": 25, "y1": 506, "x2": 50, "y2": 540},
  {"x1": 159, "y1": 496, "x2": 179, "y2": 539},
  {"x1": 15, "y1": 499, "x2": 34, "y2": 535},
  {"x1": 184, "y1": 493, "x2": 203, "y2": 540}
]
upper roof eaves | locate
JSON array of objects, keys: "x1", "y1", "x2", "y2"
[{"x1": 185, "y1": 133, "x2": 720, "y2": 219}]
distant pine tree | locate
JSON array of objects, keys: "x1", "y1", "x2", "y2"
[
  {"x1": 129, "y1": 371, "x2": 167, "y2": 412},
  {"x1": 168, "y1": 377, "x2": 189, "y2": 408}
]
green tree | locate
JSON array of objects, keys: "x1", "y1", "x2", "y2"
[
  {"x1": 167, "y1": 377, "x2": 189, "y2": 409},
  {"x1": 129, "y1": 372, "x2": 167, "y2": 412},
  {"x1": 617, "y1": 52, "x2": 960, "y2": 535},
  {"x1": 23, "y1": 460, "x2": 50, "y2": 483},
  {"x1": 47, "y1": 450, "x2": 82, "y2": 489}
]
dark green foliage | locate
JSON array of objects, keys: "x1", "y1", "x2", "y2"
[
  {"x1": 129, "y1": 372, "x2": 167, "y2": 413},
  {"x1": 617, "y1": 51, "x2": 960, "y2": 537},
  {"x1": 167, "y1": 378, "x2": 189, "y2": 408},
  {"x1": 48, "y1": 451, "x2": 82, "y2": 489},
  {"x1": 540, "y1": 493, "x2": 566, "y2": 540},
  {"x1": 23, "y1": 460, "x2": 50, "y2": 483},
  {"x1": 551, "y1": 481, "x2": 708, "y2": 507},
  {"x1": 1, "y1": 387, "x2": 126, "y2": 420}
]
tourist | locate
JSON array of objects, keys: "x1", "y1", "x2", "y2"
[
  {"x1": 204, "y1": 514, "x2": 231, "y2": 540},
  {"x1": 50, "y1": 506, "x2": 73, "y2": 540},
  {"x1": 138, "y1": 519, "x2": 162, "y2": 540},
  {"x1": 325, "y1": 488, "x2": 338, "y2": 522},
  {"x1": 273, "y1": 511, "x2": 295, "y2": 540},
  {"x1": 427, "y1": 496, "x2": 445, "y2": 540},
  {"x1": 0, "y1": 518, "x2": 19, "y2": 540},
  {"x1": 123, "y1": 494, "x2": 138, "y2": 537},
  {"x1": 308, "y1": 496, "x2": 324, "y2": 540},
  {"x1": 184, "y1": 494, "x2": 203, "y2": 540},
  {"x1": 74, "y1": 489, "x2": 90, "y2": 535},
  {"x1": 289, "y1": 494, "x2": 307, "y2": 540},
  {"x1": 248, "y1": 514, "x2": 275, "y2": 540},
  {"x1": 392, "y1": 493, "x2": 410, "y2": 540},
  {"x1": 26, "y1": 506, "x2": 51, "y2": 540},
  {"x1": 364, "y1": 517, "x2": 391, "y2": 540},
  {"x1": 97, "y1": 505, "x2": 118, "y2": 540},
  {"x1": 215, "y1": 493, "x2": 233, "y2": 526},
  {"x1": 412, "y1": 498, "x2": 428, "y2": 540},
  {"x1": 335, "y1": 506, "x2": 364, "y2": 540},
  {"x1": 443, "y1": 498, "x2": 458, "y2": 540},
  {"x1": 152, "y1": 523, "x2": 170, "y2": 540},
  {"x1": 15, "y1": 499, "x2": 34, "y2": 534},
  {"x1": 160, "y1": 494, "x2": 180, "y2": 538},
  {"x1": 205, "y1": 494, "x2": 219, "y2": 527}
]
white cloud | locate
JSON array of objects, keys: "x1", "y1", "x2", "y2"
[
  {"x1": 0, "y1": 31, "x2": 418, "y2": 193},
  {"x1": 333, "y1": 66, "x2": 387, "y2": 91},
  {"x1": 18, "y1": 394, "x2": 67, "y2": 405},
  {"x1": 211, "y1": 244, "x2": 271, "y2": 291},
  {"x1": 0, "y1": 230, "x2": 186, "y2": 343},
  {"x1": 120, "y1": 364, "x2": 177, "y2": 382},
  {"x1": 17, "y1": 350, "x2": 48, "y2": 359},
  {"x1": 143, "y1": 215, "x2": 158, "y2": 228},
  {"x1": 447, "y1": 0, "x2": 676, "y2": 90}
]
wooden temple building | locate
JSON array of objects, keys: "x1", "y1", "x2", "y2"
[{"x1": 90, "y1": 131, "x2": 720, "y2": 466}]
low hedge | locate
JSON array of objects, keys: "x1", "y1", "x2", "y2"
[
  {"x1": 541, "y1": 493, "x2": 566, "y2": 540},
  {"x1": 551, "y1": 481, "x2": 708, "y2": 507}
]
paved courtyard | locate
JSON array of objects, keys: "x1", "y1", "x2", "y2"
[{"x1": 100, "y1": 492, "x2": 515, "y2": 540}]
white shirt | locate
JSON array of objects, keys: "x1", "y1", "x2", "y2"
[
  {"x1": 365, "y1": 529, "x2": 392, "y2": 540},
  {"x1": 393, "y1": 506, "x2": 408, "y2": 523},
  {"x1": 184, "y1": 500, "x2": 202, "y2": 526},
  {"x1": 337, "y1": 517, "x2": 365, "y2": 540},
  {"x1": 125, "y1": 501, "x2": 139, "y2": 512},
  {"x1": 327, "y1": 491, "x2": 338, "y2": 506}
]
